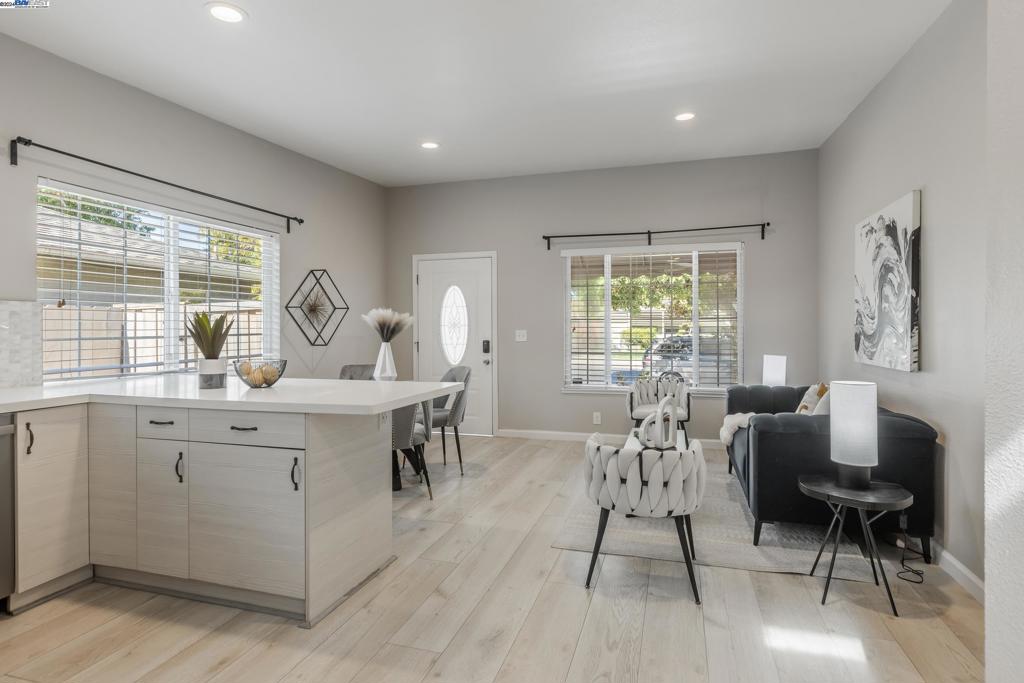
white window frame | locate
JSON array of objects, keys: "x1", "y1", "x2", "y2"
[
  {"x1": 561, "y1": 241, "x2": 744, "y2": 395},
  {"x1": 36, "y1": 178, "x2": 281, "y2": 381}
]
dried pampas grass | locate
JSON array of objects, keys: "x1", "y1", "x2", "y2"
[{"x1": 362, "y1": 308, "x2": 413, "y2": 342}]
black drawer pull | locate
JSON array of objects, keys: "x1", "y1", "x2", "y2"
[
  {"x1": 175, "y1": 452, "x2": 184, "y2": 483},
  {"x1": 149, "y1": 420, "x2": 175, "y2": 426},
  {"x1": 25, "y1": 422, "x2": 34, "y2": 454},
  {"x1": 290, "y1": 457, "x2": 299, "y2": 491},
  {"x1": 230, "y1": 426, "x2": 258, "y2": 432}
]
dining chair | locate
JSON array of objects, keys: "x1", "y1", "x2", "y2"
[
  {"x1": 393, "y1": 400, "x2": 434, "y2": 499},
  {"x1": 339, "y1": 364, "x2": 376, "y2": 380},
  {"x1": 430, "y1": 366, "x2": 471, "y2": 474}
]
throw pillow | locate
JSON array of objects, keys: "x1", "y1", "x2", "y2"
[
  {"x1": 796, "y1": 383, "x2": 828, "y2": 414},
  {"x1": 812, "y1": 390, "x2": 830, "y2": 415}
]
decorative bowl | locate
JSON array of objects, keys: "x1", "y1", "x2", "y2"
[{"x1": 233, "y1": 359, "x2": 287, "y2": 388}]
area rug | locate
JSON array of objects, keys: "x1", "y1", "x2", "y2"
[{"x1": 552, "y1": 442, "x2": 873, "y2": 582}]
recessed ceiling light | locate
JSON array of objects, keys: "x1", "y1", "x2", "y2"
[
  {"x1": 206, "y1": 2, "x2": 247, "y2": 23},
  {"x1": 421, "y1": 142, "x2": 440, "y2": 150},
  {"x1": 674, "y1": 112, "x2": 696, "y2": 122}
]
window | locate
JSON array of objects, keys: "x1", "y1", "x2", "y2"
[
  {"x1": 564, "y1": 243, "x2": 742, "y2": 390},
  {"x1": 440, "y1": 285, "x2": 468, "y2": 365},
  {"x1": 36, "y1": 182, "x2": 280, "y2": 380}
]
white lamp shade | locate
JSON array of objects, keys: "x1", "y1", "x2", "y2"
[
  {"x1": 829, "y1": 381, "x2": 878, "y2": 467},
  {"x1": 762, "y1": 355, "x2": 787, "y2": 386}
]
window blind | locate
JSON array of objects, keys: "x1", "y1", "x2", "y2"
[
  {"x1": 565, "y1": 244, "x2": 742, "y2": 389},
  {"x1": 36, "y1": 182, "x2": 281, "y2": 380}
]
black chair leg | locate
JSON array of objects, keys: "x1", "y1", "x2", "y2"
[
  {"x1": 391, "y1": 451, "x2": 402, "y2": 491},
  {"x1": 753, "y1": 519, "x2": 763, "y2": 546},
  {"x1": 401, "y1": 448, "x2": 421, "y2": 479},
  {"x1": 728, "y1": 460, "x2": 733, "y2": 474},
  {"x1": 674, "y1": 516, "x2": 701, "y2": 604},
  {"x1": 454, "y1": 426, "x2": 464, "y2": 476},
  {"x1": 440, "y1": 427, "x2": 447, "y2": 466},
  {"x1": 684, "y1": 515, "x2": 696, "y2": 560},
  {"x1": 586, "y1": 508, "x2": 610, "y2": 589},
  {"x1": 417, "y1": 444, "x2": 433, "y2": 500}
]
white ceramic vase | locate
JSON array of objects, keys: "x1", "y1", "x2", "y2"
[
  {"x1": 198, "y1": 357, "x2": 227, "y2": 389},
  {"x1": 374, "y1": 342, "x2": 397, "y2": 381}
]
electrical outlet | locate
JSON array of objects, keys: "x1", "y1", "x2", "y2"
[
  {"x1": 515, "y1": 329, "x2": 528, "y2": 342},
  {"x1": 592, "y1": 412, "x2": 602, "y2": 425}
]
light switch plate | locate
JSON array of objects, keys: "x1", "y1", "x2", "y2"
[
  {"x1": 592, "y1": 412, "x2": 602, "y2": 425},
  {"x1": 515, "y1": 329, "x2": 528, "y2": 342}
]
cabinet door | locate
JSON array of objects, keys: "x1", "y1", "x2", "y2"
[
  {"x1": 89, "y1": 404, "x2": 137, "y2": 569},
  {"x1": 188, "y1": 442, "x2": 305, "y2": 598},
  {"x1": 16, "y1": 404, "x2": 89, "y2": 592},
  {"x1": 137, "y1": 438, "x2": 188, "y2": 578}
]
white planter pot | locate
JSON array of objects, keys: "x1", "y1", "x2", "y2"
[
  {"x1": 373, "y1": 342, "x2": 398, "y2": 381},
  {"x1": 198, "y1": 358, "x2": 227, "y2": 389}
]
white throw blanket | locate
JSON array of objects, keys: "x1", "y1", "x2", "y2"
[{"x1": 719, "y1": 412, "x2": 755, "y2": 447}]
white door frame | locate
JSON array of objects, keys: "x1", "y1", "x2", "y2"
[{"x1": 412, "y1": 250, "x2": 499, "y2": 435}]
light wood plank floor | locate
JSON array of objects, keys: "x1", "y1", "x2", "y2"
[{"x1": 0, "y1": 436, "x2": 983, "y2": 683}]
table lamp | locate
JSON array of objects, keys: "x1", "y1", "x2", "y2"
[
  {"x1": 830, "y1": 380, "x2": 877, "y2": 489},
  {"x1": 762, "y1": 354, "x2": 787, "y2": 386}
]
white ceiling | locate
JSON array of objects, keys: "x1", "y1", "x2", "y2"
[{"x1": 0, "y1": 1, "x2": 949, "y2": 187}]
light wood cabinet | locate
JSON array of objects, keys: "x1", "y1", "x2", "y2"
[
  {"x1": 188, "y1": 442, "x2": 305, "y2": 598},
  {"x1": 15, "y1": 404, "x2": 90, "y2": 593},
  {"x1": 137, "y1": 438, "x2": 189, "y2": 578},
  {"x1": 88, "y1": 404, "x2": 137, "y2": 570}
]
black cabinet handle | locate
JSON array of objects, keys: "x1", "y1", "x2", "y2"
[
  {"x1": 25, "y1": 422, "x2": 34, "y2": 454},
  {"x1": 175, "y1": 452, "x2": 184, "y2": 483},
  {"x1": 230, "y1": 426, "x2": 258, "y2": 432},
  {"x1": 290, "y1": 457, "x2": 299, "y2": 491},
  {"x1": 149, "y1": 419, "x2": 175, "y2": 426}
]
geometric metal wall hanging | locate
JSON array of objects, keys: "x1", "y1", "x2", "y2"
[{"x1": 285, "y1": 269, "x2": 349, "y2": 346}]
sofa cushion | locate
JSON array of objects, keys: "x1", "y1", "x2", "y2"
[
  {"x1": 727, "y1": 384, "x2": 809, "y2": 415},
  {"x1": 795, "y1": 383, "x2": 828, "y2": 414}
]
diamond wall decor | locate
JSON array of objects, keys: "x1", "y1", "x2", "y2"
[{"x1": 286, "y1": 270, "x2": 349, "y2": 346}]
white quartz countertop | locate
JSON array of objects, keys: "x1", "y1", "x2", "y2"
[{"x1": 0, "y1": 374, "x2": 463, "y2": 415}]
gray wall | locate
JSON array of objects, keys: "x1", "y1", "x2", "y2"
[
  {"x1": 986, "y1": 0, "x2": 1024, "y2": 674},
  {"x1": 385, "y1": 150, "x2": 820, "y2": 436},
  {"x1": 817, "y1": 0, "x2": 985, "y2": 580},
  {"x1": 0, "y1": 34, "x2": 387, "y2": 378}
]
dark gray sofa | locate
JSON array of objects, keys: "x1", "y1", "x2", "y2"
[{"x1": 726, "y1": 384, "x2": 938, "y2": 562}]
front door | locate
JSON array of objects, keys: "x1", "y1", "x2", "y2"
[{"x1": 415, "y1": 255, "x2": 494, "y2": 436}]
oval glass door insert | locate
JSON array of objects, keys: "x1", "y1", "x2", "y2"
[{"x1": 440, "y1": 285, "x2": 468, "y2": 365}]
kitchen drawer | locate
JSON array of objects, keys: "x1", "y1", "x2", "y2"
[
  {"x1": 188, "y1": 409, "x2": 305, "y2": 449},
  {"x1": 137, "y1": 407, "x2": 189, "y2": 440}
]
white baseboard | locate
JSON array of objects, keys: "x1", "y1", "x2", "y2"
[{"x1": 932, "y1": 540, "x2": 985, "y2": 603}]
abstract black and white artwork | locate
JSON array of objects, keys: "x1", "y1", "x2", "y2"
[{"x1": 853, "y1": 191, "x2": 921, "y2": 372}]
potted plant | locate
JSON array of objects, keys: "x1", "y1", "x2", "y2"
[
  {"x1": 186, "y1": 312, "x2": 233, "y2": 389},
  {"x1": 362, "y1": 308, "x2": 412, "y2": 381}
]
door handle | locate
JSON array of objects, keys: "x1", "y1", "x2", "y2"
[
  {"x1": 175, "y1": 452, "x2": 184, "y2": 483},
  {"x1": 482, "y1": 359, "x2": 491, "y2": 365},
  {"x1": 25, "y1": 422, "x2": 34, "y2": 454}
]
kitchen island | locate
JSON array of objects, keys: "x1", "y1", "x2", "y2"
[{"x1": 0, "y1": 374, "x2": 462, "y2": 627}]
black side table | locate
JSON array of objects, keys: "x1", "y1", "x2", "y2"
[{"x1": 798, "y1": 475, "x2": 913, "y2": 617}]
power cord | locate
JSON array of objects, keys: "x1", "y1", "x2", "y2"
[{"x1": 882, "y1": 512, "x2": 924, "y2": 584}]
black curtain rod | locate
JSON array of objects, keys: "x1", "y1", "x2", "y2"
[
  {"x1": 9, "y1": 136, "x2": 304, "y2": 233},
  {"x1": 541, "y1": 221, "x2": 770, "y2": 250}
]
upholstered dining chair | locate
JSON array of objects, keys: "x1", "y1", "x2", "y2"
[
  {"x1": 393, "y1": 399, "x2": 434, "y2": 499},
  {"x1": 429, "y1": 366, "x2": 471, "y2": 475},
  {"x1": 339, "y1": 364, "x2": 376, "y2": 380},
  {"x1": 584, "y1": 396, "x2": 707, "y2": 603},
  {"x1": 627, "y1": 375, "x2": 691, "y2": 447}
]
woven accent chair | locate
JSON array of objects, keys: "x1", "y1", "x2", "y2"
[
  {"x1": 584, "y1": 396, "x2": 707, "y2": 603},
  {"x1": 339, "y1": 364, "x2": 376, "y2": 380},
  {"x1": 393, "y1": 400, "x2": 434, "y2": 499},
  {"x1": 627, "y1": 375, "x2": 691, "y2": 446},
  {"x1": 429, "y1": 366, "x2": 471, "y2": 474}
]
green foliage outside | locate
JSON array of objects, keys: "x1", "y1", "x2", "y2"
[
  {"x1": 624, "y1": 327, "x2": 656, "y2": 349},
  {"x1": 610, "y1": 272, "x2": 692, "y2": 319}
]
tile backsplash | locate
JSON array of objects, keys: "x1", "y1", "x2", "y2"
[{"x1": 0, "y1": 301, "x2": 42, "y2": 387}]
